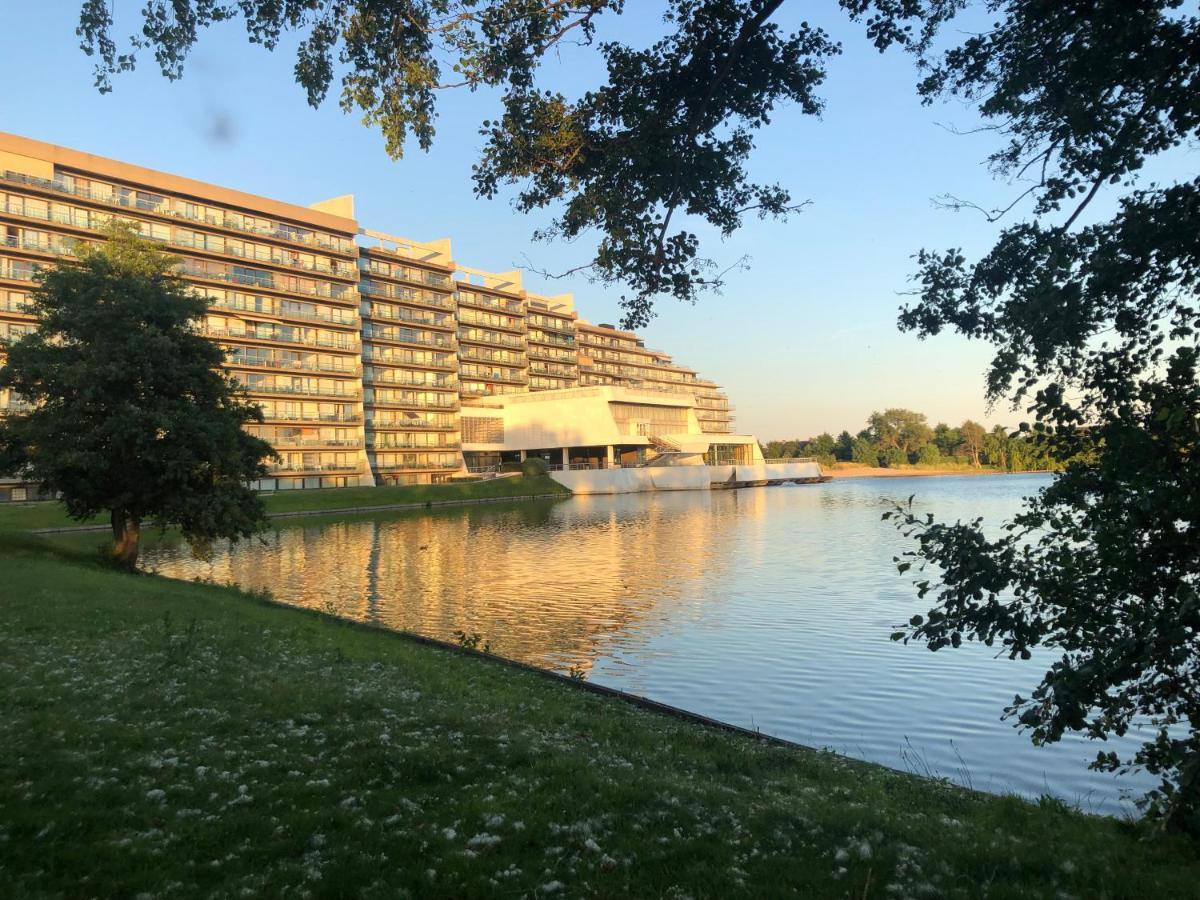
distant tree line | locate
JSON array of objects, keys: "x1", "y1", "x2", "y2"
[{"x1": 762, "y1": 408, "x2": 1059, "y2": 472}]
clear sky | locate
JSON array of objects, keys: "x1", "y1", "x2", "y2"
[{"x1": 1, "y1": 2, "x2": 1031, "y2": 440}]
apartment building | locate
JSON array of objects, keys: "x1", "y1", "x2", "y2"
[{"x1": 0, "y1": 132, "x2": 741, "y2": 497}]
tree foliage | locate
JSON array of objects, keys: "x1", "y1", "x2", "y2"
[
  {"x1": 76, "y1": 0, "x2": 839, "y2": 328},
  {"x1": 850, "y1": 0, "x2": 1200, "y2": 833},
  {"x1": 766, "y1": 409, "x2": 1056, "y2": 470},
  {"x1": 0, "y1": 224, "x2": 276, "y2": 568}
]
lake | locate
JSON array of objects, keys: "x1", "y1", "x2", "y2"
[{"x1": 139, "y1": 473, "x2": 1152, "y2": 815}]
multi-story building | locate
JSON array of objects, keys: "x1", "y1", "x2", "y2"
[
  {"x1": 0, "y1": 132, "x2": 745, "y2": 498},
  {"x1": 357, "y1": 230, "x2": 462, "y2": 485}
]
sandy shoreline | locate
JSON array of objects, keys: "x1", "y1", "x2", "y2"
[{"x1": 823, "y1": 466, "x2": 1043, "y2": 479}]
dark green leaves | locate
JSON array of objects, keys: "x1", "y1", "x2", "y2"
[{"x1": 0, "y1": 223, "x2": 276, "y2": 561}]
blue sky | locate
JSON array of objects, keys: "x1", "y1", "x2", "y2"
[{"x1": 2, "y1": 2, "x2": 1031, "y2": 439}]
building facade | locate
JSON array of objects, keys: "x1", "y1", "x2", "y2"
[{"x1": 0, "y1": 133, "x2": 745, "y2": 498}]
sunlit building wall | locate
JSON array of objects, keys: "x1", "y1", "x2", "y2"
[{"x1": 0, "y1": 132, "x2": 741, "y2": 497}]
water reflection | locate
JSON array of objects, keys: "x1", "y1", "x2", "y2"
[{"x1": 140, "y1": 476, "x2": 1153, "y2": 814}]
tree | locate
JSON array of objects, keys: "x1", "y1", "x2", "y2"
[
  {"x1": 915, "y1": 443, "x2": 941, "y2": 467},
  {"x1": 958, "y1": 419, "x2": 985, "y2": 468},
  {"x1": 859, "y1": 1, "x2": 1200, "y2": 833},
  {"x1": 0, "y1": 223, "x2": 277, "y2": 569},
  {"x1": 931, "y1": 422, "x2": 960, "y2": 457},
  {"x1": 866, "y1": 408, "x2": 932, "y2": 460},
  {"x1": 76, "y1": 0, "x2": 840, "y2": 328},
  {"x1": 834, "y1": 429, "x2": 854, "y2": 461}
]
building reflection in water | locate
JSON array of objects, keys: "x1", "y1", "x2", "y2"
[{"x1": 143, "y1": 491, "x2": 757, "y2": 674}]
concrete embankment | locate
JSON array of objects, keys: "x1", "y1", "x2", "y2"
[{"x1": 548, "y1": 461, "x2": 823, "y2": 495}]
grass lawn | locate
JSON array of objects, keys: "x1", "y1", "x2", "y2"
[
  {"x1": 0, "y1": 474, "x2": 568, "y2": 532},
  {"x1": 1, "y1": 536, "x2": 1197, "y2": 897}
]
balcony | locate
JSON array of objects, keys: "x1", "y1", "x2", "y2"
[
  {"x1": 0, "y1": 169, "x2": 357, "y2": 256},
  {"x1": 529, "y1": 364, "x2": 577, "y2": 379},
  {"x1": 458, "y1": 310, "x2": 526, "y2": 334},
  {"x1": 527, "y1": 346, "x2": 577, "y2": 364},
  {"x1": 359, "y1": 281, "x2": 455, "y2": 310},
  {"x1": 179, "y1": 262, "x2": 356, "y2": 300},
  {"x1": 235, "y1": 382, "x2": 362, "y2": 400},
  {"x1": 367, "y1": 396, "x2": 461, "y2": 411},
  {"x1": 363, "y1": 371, "x2": 458, "y2": 390},
  {"x1": 528, "y1": 316, "x2": 576, "y2": 334},
  {"x1": 173, "y1": 235, "x2": 357, "y2": 280},
  {"x1": 209, "y1": 297, "x2": 357, "y2": 327},
  {"x1": 227, "y1": 355, "x2": 360, "y2": 375},
  {"x1": 362, "y1": 328, "x2": 457, "y2": 351},
  {"x1": 459, "y1": 346, "x2": 527, "y2": 367},
  {"x1": 367, "y1": 440, "x2": 462, "y2": 451},
  {"x1": 370, "y1": 460, "x2": 462, "y2": 472},
  {"x1": 360, "y1": 260, "x2": 453, "y2": 290},
  {"x1": 363, "y1": 303, "x2": 455, "y2": 330},
  {"x1": 364, "y1": 351, "x2": 458, "y2": 372},
  {"x1": 459, "y1": 366, "x2": 529, "y2": 385},
  {"x1": 258, "y1": 412, "x2": 363, "y2": 424},
  {"x1": 528, "y1": 331, "x2": 576, "y2": 349},
  {"x1": 458, "y1": 330, "x2": 526, "y2": 350},
  {"x1": 205, "y1": 326, "x2": 359, "y2": 352},
  {"x1": 455, "y1": 291, "x2": 524, "y2": 315},
  {"x1": 266, "y1": 438, "x2": 365, "y2": 449},
  {"x1": 368, "y1": 419, "x2": 458, "y2": 431},
  {"x1": 268, "y1": 462, "x2": 363, "y2": 474}
]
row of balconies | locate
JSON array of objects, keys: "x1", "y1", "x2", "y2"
[
  {"x1": 0, "y1": 169, "x2": 357, "y2": 255},
  {"x1": 205, "y1": 326, "x2": 360, "y2": 352},
  {"x1": 359, "y1": 280, "x2": 455, "y2": 310},
  {"x1": 363, "y1": 302, "x2": 455, "y2": 330},
  {"x1": 179, "y1": 261, "x2": 355, "y2": 301},
  {"x1": 209, "y1": 296, "x2": 358, "y2": 328},
  {"x1": 227, "y1": 355, "x2": 360, "y2": 375},
  {"x1": 363, "y1": 371, "x2": 458, "y2": 389},
  {"x1": 236, "y1": 382, "x2": 362, "y2": 399}
]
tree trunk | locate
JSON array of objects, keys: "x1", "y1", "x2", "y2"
[{"x1": 110, "y1": 509, "x2": 141, "y2": 570}]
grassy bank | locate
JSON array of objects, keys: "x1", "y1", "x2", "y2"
[
  {"x1": 0, "y1": 474, "x2": 568, "y2": 532},
  {"x1": 1, "y1": 537, "x2": 1196, "y2": 897}
]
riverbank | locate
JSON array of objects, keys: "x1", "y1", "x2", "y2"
[
  {"x1": 823, "y1": 463, "x2": 1048, "y2": 479},
  {"x1": 0, "y1": 474, "x2": 569, "y2": 533},
  {"x1": 1, "y1": 535, "x2": 1196, "y2": 897}
]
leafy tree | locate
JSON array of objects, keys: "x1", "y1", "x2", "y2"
[
  {"x1": 76, "y1": 0, "x2": 839, "y2": 328},
  {"x1": 806, "y1": 432, "x2": 837, "y2": 459},
  {"x1": 931, "y1": 422, "x2": 960, "y2": 458},
  {"x1": 915, "y1": 443, "x2": 941, "y2": 467},
  {"x1": 983, "y1": 424, "x2": 1011, "y2": 471},
  {"x1": 834, "y1": 429, "x2": 854, "y2": 461},
  {"x1": 851, "y1": 436, "x2": 879, "y2": 466},
  {"x1": 958, "y1": 419, "x2": 985, "y2": 468},
  {"x1": 866, "y1": 408, "x2": 932, "y2": 458},
  {"x1": 861, "y1": 0, "x2": 1200, "y2": 832},
  {"x1": 881, "y1": 446, "x2": 907, "y2": 468},
  {"x1": 0, "y1": 224, "x2": 276, "y2": 569}
]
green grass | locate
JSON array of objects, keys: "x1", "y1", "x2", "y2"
[
  {"x1": 0, "y1": 474, "x2": 568, "y2": 532},
  {"x1": 1, "y1": 536, "x2": 1196, "y2": 898}
]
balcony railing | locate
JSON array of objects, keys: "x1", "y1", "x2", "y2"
[
  {"x1": 363, "y1": 371, "x2": 458, "y2": 389},
  {"x1": 370, "y1": 461, "x2": 462, "y2": 472},
  {"x1": 764, "y1": 457, "x2": 816, "y2": 464},
  {"x1": 458, "y1": 330, "x2": 526, "y2": 350},
  {"x1": 368, "y1": 419, "x2": 458, "y2": 431},
  {"x1": 458, "y1": 346, "x2": 527, "y2": 367},
  {"x1": 455, "y1": 291, "x2": 524, "y2": 315},
  {"x1": 527, "y1": 331, "x2": 576, "y2": 349},
  {"x1": 362, "y1": 329, "x2": 456, "y2": 351},
  {"x1": 179, "y1": 262, "x2": 355, "y2": 300},
  {"x1": 363, "y1": 303, "x2": 454, "y2": 329},
  {"x1": 367, "y1": 396, "x2": 460, "y2": 411},
  {"x1": 209, "y1": 297, "x2": 357, "y2": 327},
  {"x1": 258, "y1": 412, "x2": 363, "y2": 424},
  {"x1": 227, "y1": 356, "x2": 360, "y2": 375},
  {"x1": 0, "y1": 169, "x2": 356, "y2": 255},
  {"x1": 266, "y1": 438, "x2": 365, "y2": 449},
  {"x1": 360, "y1": 260, "x2": 453, "y2": 289},
  {"x1": 205, "y1": 326, "x2": 359, "y2": 352},
  {"x1": 458, "y1": 310, "x2": 527, "y2": 334},
  {"x1": 235, "y1": 383, "x2": 361, "y2": 399},
  {"x1": 359, "y1": 281, "x2": 455, "y2": 310},
  {"x1": 459, "y1": 367, "x2": 529, "y2": 385},
  {"x1": 269, "y1": 462, "x2": 362, "y2": 474},
  {"x1": 367, "y1": 440, "x2": 462, "y2": 451}
]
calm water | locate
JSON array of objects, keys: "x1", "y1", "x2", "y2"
[{"x1": 140, "y1": 474, "x2": 1152, "y2": 814}]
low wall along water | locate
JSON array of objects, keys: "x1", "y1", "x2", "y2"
[{"x1": 548, "y1": 462, "x2": 823, "y2": 495}]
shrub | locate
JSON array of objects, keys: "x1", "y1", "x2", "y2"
[
  {"x1": 916, "y1": 445, "x2": 942, "y2": 467},
  {"x1": 521, "y1": 457, "x2": 549, "y2": 476}
]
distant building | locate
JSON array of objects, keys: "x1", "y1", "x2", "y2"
[{"x1": 0, "y1": 132, "x2": 748, "y2": 499}]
